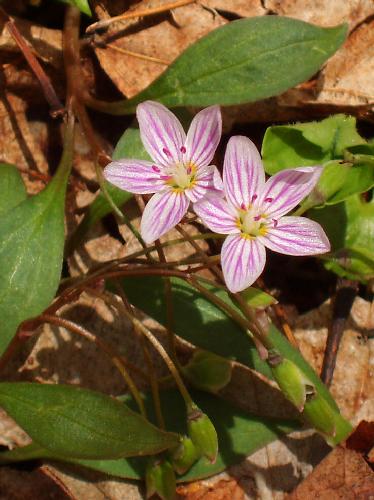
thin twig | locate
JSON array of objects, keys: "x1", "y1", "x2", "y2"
[
  {"x1": 0, "y1": 8, "x2": 64, "y2": 117},
  {"x1": 320, "y1": 279, "x2": 358, "y2": 386},
  {"x1": 86, "y1": 0, "x2": 196, "y2": 34}
]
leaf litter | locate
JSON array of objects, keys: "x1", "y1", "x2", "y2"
[{"x1": 0, "y1": 0, "x2": 373, "y2": 498}]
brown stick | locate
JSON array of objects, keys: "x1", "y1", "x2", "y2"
[
  {"x1": 320, "y1": 278, "x2": 358, "y2": 386},
  {"x1": 86, "y1": 0, "x2": 196, "y2": 34},
  {"x1": 0, "y1": 8, "x2": 64, "y2": 117}
]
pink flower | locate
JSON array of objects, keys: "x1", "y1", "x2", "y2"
[
  {"x1": 104, "y1": 101, "x2": 222, "y2": 244},
  {"x1": 194, "y1": 136, "x2": 330, "y2": 293}
]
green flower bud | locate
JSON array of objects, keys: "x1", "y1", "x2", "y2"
[
  {"x1": 302, "y1": 392, "x2": 337, "y2": 439},
  {"x1": 182, "y1": 350, "x2": 232, "y2": 393},
  {"x1": 170, "y1": 435, "x2": 200, "y2": 475},
  {"x1": 269, "y1": 354, "x2": 313, "y2": 411},
  {"x1": 145, "y1": 458, "x2": 176, "y2": 500},
  {"x1": 187, "y1": 406, "x2": 218, "y2": 463}
]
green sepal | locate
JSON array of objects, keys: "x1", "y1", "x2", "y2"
[
  {"x1": 145, "y1": 458, "x2": 176, "y2": 500},
  {"x1": 170, "y1": 436, "x2": 200, "y2": 475},
  {"x1": 187, "y1": 406, "x2": 218, "y2": 464},
  {"x1": 269, "y1": 355, "x2": 312, "y2": 411},
  {"x1": 302, "y1": 393, "x2": 337, "y2": 439},
  {"x1": 182, "y1": 350, "x2": 232, "y2": 393}
]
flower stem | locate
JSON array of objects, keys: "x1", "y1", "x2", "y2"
[
  {"x1": 40, "y1": 314, "x2": 147, "y2": 418},
  {"x1": 120, "y1": 306, "x2": 194, "y2": 412}
]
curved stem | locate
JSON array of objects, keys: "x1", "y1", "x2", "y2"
[{"x1": 40, "y1": 314, "x2": 147, "y2": 418}]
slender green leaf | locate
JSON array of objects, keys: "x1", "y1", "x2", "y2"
[
  {"x1": 0, "y1": 164, "x2": 27, "y2": 216},
  {"x1": 0, "y1": 390, "x2": 298, "y2": 481},
  {"x1": 0, "y1": 383, "x2": 179, "y2": 459},
  {"x1": 116, "y1": 276, "x2": 337, "y2": 408},
  {"x1": 0, "y1": 125, "x2": 74, "y2": 357},
  {"x1": 96, "y1": 17, "x2": 347, "y2": 114}
]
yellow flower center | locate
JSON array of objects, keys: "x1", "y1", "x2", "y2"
[
  {"x1": 237, "y1": 206, "x2": 268, "y2": 239},
  {"x1": 166, "y1": 162, "x2": 197, "y2": 191}
]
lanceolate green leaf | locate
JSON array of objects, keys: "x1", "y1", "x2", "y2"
[
  {"x1": 116, "y1": 276, "x2": 337, "y2": 409},
  {"x1": 90, "y1": 17, "x2": 347, "y2": 114},
  {"x1": 0, "y1": 123, "x2": 74, "y2": 357},
  {"x1": 0, "y1": 164, "x2": 27, "y2": 216},
  {"x1": 0, "y1": 389, "x2": 298, "y2": 481},
  {"x1": 0, "y1": 383, "x2": 179, "y2": 459}
]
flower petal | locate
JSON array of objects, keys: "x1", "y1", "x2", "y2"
[
  {"x1": 223, "y1": 136, "x2": 265, "y2": 209},
  {"x1": 260, "y1": 216, "x2": 330, "y2": 255},
  {"x1": 140, "y1": 190, "x2": 189, "y2": 243},
  {"x1": 259, "y1": 167, "x2": 322, "y2": 218},
  {"x1": 186, "y1": 165, "x2": 223, "y2": 202},
  {"x1": 194, "y1": 196, "x2": 239, "y2": 234},
  {"x1": 104, "y1": 159, "x2": 165, "y2": 194},
  {"x1": 137, "y1": 101, "x2": 186, "y2": 167},
  {"x1": 185, "y1": 106, "x2": 222, "y2": 167},
  {"x1": 221, "y1": 235, "x2": 266, "y2": 293}
]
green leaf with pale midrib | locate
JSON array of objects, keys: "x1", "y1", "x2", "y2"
[
  {"x1": 0, "y1": 382, "x2": 179, "y2": 460},
  {"x1": 0, "y1": 389, "x2": 298, "y2": 481},
  {"x1": 0, "y1": 125, "x2": 73, "y2": 357},
  {"x1": 90, "y1": 17, "x2": 347, "y2": 114}
]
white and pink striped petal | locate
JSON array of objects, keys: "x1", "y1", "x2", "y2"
[
  {"x1": 186, "y1": 165, "x2": 223, "y2": 202},
  {"x1": 221, "y1": 235, "x2": 266, "y2": 293},
  {"x1": 194, "y1": 196, "x2": 239, "y2": 235},
  {"x1": 104, "y1": 159, "x2": 165, "y2": 194},
  {"x1": 185, "y1": 106, "x2": 222, "y2": 167},
  {"x1": 223, "y1": 136, "x2": 265, "y2": 210},
  {"x1": 259, "y1": 216, "x2": 330, "y2": 256},
  {"x1": 137, "y1": 101, "x2": 186, "y2": 168},
  {"x1": 140, "y1": 190, "x2": 189, "y2": 244},
  {"x1": 259, "y1": 167, "x2": 322, "y2": 218}
]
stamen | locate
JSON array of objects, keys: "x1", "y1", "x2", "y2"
[
  {"x1": 180, "y1": 146, "x2": 186, "y2": 154},
  {"x1": 240, "y1": 202, "x2": 246, "y2": 210},
  {"x1": 162, "y1": 147, "x2": 171, "y2": 156},
  {"x1": 265, "y1": 197, "x2": 273, "y2": 203},
  {"x1": 254, "y1": 215, "x2": 261, "y2": 221},
  {"x1": 273, "y1": 219, "x2": 278, "y2": 228},
  {"x1": 160, "y1": 175, "x2": 172, "y2": 181},
  {"x1": 251, "y1": 194, "x2": 258, "y2": 203},
  {"x1": 186, "y1": 166, "x2": 192, "y2": 175},
  {"x1": 152, "y1": 165, "x2": 160, "y2": 173}
]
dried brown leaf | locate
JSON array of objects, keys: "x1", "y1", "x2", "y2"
[
  {"x1": 264, "y1": 0, "x2": 374, "y2": 30},
  {"x1": 94, "y1": 1, "x2": 227, "y2": 97},
  {"x1": 286, "y1": 446, "x2": 374, "y2": 499},
  {"x1": 177, "y1": 477, "x2": 246, "y2": 499}
]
